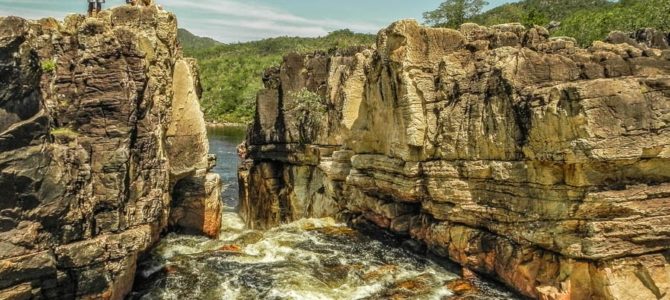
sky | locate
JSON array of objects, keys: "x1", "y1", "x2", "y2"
[{"x1": 0, "y1": 0, "x2": 515, "y2": 43}]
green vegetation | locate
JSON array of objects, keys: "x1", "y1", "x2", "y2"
[
  {"x1": 285, "y1": 88, "x2": 327, "y2": 143},
  {"x1": 41, "y1": 59, "x2": 56, "y2": 73},
  {"x1": 425, "y1": 0, "x2": 670, "y2": 46},
  {"x1": 183, "y1": 0, "x2": 670, "y2": 124},
  {"x1": 555, "y1": 0, "x2": 670, "y2": 46},
  {"x1": 178, "y1": 29, "x2": 375, "y2": 124},
  {"x1": 50, "y1": 127, "x2": 78, "y2": 139},
  {"x1": 468, "y1": 0, "x2": 611, "y2": 28},
  {"x1": 178, "y1": 29, "x2": 222, "y2": 51},
  {"x1": 423, "y1": 0, "x2": 489, "y2": 28}
]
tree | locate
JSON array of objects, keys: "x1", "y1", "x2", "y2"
[
  {"x1": 520, "y1": 7, "x2": 549, "y2": 27},
  {"x1": 522, "y1": 0, "x2": 610, "y2": 21},
  {"x1": 554, "y1": 0, "x2": 670, "y2": 46},
  {"x1": 423, "y1": 0, "x2": 489, "y2": 28}
]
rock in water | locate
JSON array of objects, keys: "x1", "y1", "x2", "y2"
[
  {"x1": 239, "y1": 20, "x2": 670, "y2": 299},
  {"x1": 0, "y1": 6, "x2": 221, "y2": 299}
]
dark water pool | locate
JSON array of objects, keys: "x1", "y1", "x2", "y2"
[{"x1": 206, "y1": 125, "x2": 246, "y2": 208}]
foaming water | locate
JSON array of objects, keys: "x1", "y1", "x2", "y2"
[
  {"x1": 129, "y1": 127, "x2": 518, "y2": 299},
  {"x1": 131, "y1": 212, "x2": 516, "y2": 299}
]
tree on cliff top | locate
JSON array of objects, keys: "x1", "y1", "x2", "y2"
[
  {"x1": 425, "y1": 0, "x2": 612, "y2": 28},
  {"x1": 555, "y1": 0, "x2": 670, "y2": 46},
  {"x1": 423, "y1": 0, "x2": 489, "y2": 28},
  {"x1": 423, "y1": 0, "x2": 670, "y2": 46}
]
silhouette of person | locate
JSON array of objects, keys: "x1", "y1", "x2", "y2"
[{"x1": 87, "y1": 0, "x2": 105, "y2": 17}]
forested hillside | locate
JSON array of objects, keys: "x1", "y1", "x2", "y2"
[
  {"x1": 178, "y1": 30, "x2": 375, "y2": 123},
  {"x1": 467, "y1": 0, "x2": 612, "y2": 28},
  {"x1": 178, "y1": 29, "x2": 222, "y2": 50},
  {"x1": 182, "y1": 0, "x2": 670, "y2": 123},
  {"x1": 554, "y1": 0, "x2": 670, "y2": 46},
  {"x1": 428, "y1": 0, "x2": 670, "y2": 46}
]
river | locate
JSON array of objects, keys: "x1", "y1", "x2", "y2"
[{"x1": 129, "y1": 126, "x2": 519, "y2": 300}]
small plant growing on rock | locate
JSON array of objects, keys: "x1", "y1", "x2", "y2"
[
  {"x1": 50, "y1": 127, "x2": 78, "y2": 141},
  {"x1": 41, "y1": 59, "x2": 57, "y2": 73},
  {"x1": 284, "y1": 88, "x2": 327, "y2": 143}
]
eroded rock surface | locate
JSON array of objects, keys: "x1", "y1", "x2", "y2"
[
  {"x1": 240, "y1": 20, "x2": 670, "y2": 299},
  {"x1": 0, "y1": 6, "x2": 220, "y2": 299}
]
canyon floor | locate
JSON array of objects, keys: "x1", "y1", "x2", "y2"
[{"x1": 130, "y1": 128, "x2": 521, "y2": 300}]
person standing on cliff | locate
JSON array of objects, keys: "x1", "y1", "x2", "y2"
[
  {"x1": 126, "y1": 0, "x2": 137, "y2": 5},
  {"x1": 87, "y1": 0, "x2": 105, "y2": 17}
]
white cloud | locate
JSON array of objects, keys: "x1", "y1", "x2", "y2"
[
  {"x1": 204, "y1": 18, "x2": 328, "y2": 38},
  {"x1": 160, "y1": 0, "x2": 384, "y2": 42},
  {"x1": 0, "y1": 0, "x2": 386, "y2": 42},
  {"x1": 0, "y1": 7, "x2": 67, "y2": 20}
]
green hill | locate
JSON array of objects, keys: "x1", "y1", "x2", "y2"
[
  {"x1": 184, "y1": 0, "x2": 670, "y2": 123},
  {"x1": 178, "y1": 28, "x2": 222, "y2": 50},
  {"x1": 468, "y1": 0, "x2": 612, "y2": 28},
  {"x1": 553, "y1": 0, "x2": 670, "y2": 46},
  {"x1": 442, "y1": 0, "x2": 670, "y2": 46},
  {"x1": 178, "y1": 29, "x2": 375, "y2": 124}
]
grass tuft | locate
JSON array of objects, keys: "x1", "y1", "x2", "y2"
[
  {"x1": 51, "y1": 127, "x2": 78, "y2": 139},
  {"x1": 41, "y1": 59, "x2": 57, "y2": 73}
]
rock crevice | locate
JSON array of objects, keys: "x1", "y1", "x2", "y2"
[
  {"x1": 240, "y1": 20, "x2": 670, "y2": 299},
  {"x1": 0, "y1": 6, "x2": 221, "y2": 299}
]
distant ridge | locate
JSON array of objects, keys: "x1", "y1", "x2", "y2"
[
  {"x1": 178, "y1": 28, "x2": 222, "y2": 49},
  {"x1": 183, "y1": 29, "x2": 376, "y2": 123}
]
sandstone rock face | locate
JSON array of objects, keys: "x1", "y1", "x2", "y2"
[
  {"x1": 0, "y1": 6, "x2": 221, "y2": 299},
  {"x1": 170, "y1": 173, "x2": 222, "y2": 239},
  {"x1": 240, "y1": 20, "x2": 670, "y2": 299}
]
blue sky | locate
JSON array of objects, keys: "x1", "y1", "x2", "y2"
[{"x1": 0, "y1": 0, "x2": 515, "y2": 42}]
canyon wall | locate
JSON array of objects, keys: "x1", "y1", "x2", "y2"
[
  {"x1": 239, "y1": 21, "x2": 670, "y2": 299},
  {"x1": 0, "y1": 5, "x2": 220, "y2": 299}
]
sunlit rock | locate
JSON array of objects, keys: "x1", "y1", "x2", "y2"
[
  {"x1": 240, "y1": 19, "x2": 670, "y2": 299},
  {"x1": 0, "y1": 6, "x2": 220, "y2": 299}
]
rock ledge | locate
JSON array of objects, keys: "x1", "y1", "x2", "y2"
[{"x1": 240, "y1": 20, "x2": 670, "y2": 299}]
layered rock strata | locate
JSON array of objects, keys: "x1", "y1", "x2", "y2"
[
  {"x1": 0, "y1": 6, "x2": 220, "y2": 299},
  {"x1": 239, "y1": 21, "x2": 670, "y2": 299}
]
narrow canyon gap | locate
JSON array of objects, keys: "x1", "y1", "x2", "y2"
[
  {"x1": 0, "y1": 4, "x2": 222, "y2": 299},
  {"x1": 1, "y1": 3, "x2": 670, "y2": 300}
]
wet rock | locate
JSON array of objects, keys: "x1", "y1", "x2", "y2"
[
  {"x1": 218, "y1": 244, "x2": 242, "y2": 253},
  {"x1": 373, "y1": 273, "x2": 437, "y2": 299},
  {"x1": 163, "y1": 265, "x2": 178, "y2": 275},
  {"x1": 0, "y1": 6, "x2": 220, "y2": 299},
  {"x1": 170, "y1": 173, "x2": 222, "y2": 238},
  {"x1": 446, "y1": 279, "x2": 478, "y2": 296},
  {"x1": 313, "y1": 225, "x2": 356, "y2": 236},
  {"x1": 400, "y1": 239, "x2": 426, "y2": 254},
  {"x1": 232, "y1": 231, "x2": 265, "y2": 246},
  {"x1": 390, "y1": 215, "x2": 413, "y2": 235},
  {"x1": 240, "y1": 19, "x2": 670, "y2": 300},
  {"x1": 239, "y1": 160, "x2": 340, "y2": 229},
  {"x1": 314, "y1": 258, "x2": 352, "y2": 288},
  {"x1": 360, "y1": 265, "x2": 398, "y2": 282}
]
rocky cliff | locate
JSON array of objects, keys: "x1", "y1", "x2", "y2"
[
  {"x1": 239, "y1": 20, "x2": 670, "y2": 299},
  {"x1": 0, "y1": 5, "x2": 221, "y2": 299}
]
